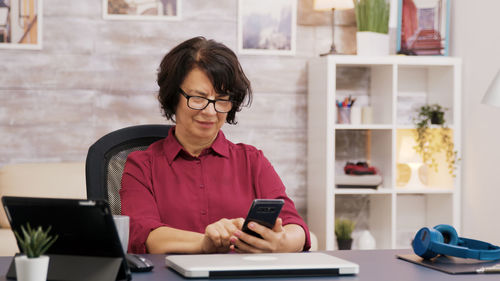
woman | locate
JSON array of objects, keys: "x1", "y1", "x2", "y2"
[{"x1": 120, "y1": 36, "x2": 310, "y2": 254}]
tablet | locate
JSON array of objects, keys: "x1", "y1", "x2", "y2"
[{"x1": 2, "y1": 196, "x2": 131, "y2": 281}]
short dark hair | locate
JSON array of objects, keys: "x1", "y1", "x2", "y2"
[{"x1": 157, "y1": 37, "x2": 252, "y2": 124}]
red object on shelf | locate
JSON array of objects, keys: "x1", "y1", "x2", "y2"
[{"x1": 344, "y1": 162, "x2": 377, "y2": 175}]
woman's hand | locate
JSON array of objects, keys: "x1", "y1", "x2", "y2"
[
  {"x1": 201, "y1": 218, "x2": 244, "y2": 253},
  {"x1": 229, "y1": 218, "x2": 305, "y2": 253}
]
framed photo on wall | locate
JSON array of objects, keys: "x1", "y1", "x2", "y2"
[
  {"x1": 103, "y1": 0, "x2": 181, "y2": 20},
  {"x1": 396, "y1": 0, "x2": 450, "y2": 56},
  {"x1": 0, "y1": 0, "x2": 43, "y2": 50},
  {"x1": 238, "y1": 0, "x2": 297, "y2": 56}
]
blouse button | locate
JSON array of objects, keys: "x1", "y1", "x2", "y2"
[
  {"x1": 201, "y1": 210, "x2": 207, "y2": 215},
  {"x1": 199, "y1": 184, "x2": 204, "y2": 189}
]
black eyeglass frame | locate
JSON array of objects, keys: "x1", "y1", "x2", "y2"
[{"x1": 179, "y1": 88, "x2": 233, "y2": 113}]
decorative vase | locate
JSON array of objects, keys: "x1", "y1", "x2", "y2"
[
  {"x1": 337, "y1": 238, "x2": 353, "y2": 250},
  {"x1": 356, "y1": 31, "x2": 389, "y2": 56},
  {"x1": 357, "y1": 230, "x2": 376, "y2": 250},
  {"x1": 15, "y1": 255, "x2": 50, "y2": 281}
]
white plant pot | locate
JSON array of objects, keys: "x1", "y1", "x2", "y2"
[
  {"x1": 357, "y1": 230, "x2": 376, "y2": 250},
  {"x1": 15, "y1": 255, "x2": 50, "y2": 281},
  {"x1": 356, "y1": 31, "x2": 389, "y2": 56}
]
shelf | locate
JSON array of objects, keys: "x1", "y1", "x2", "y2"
[
  {"x1": 396, "y1": 188, "x2": 454, "y2": 194},
  {"x1": 335, "y1": 124, "x2": 393, "y2": 130},
  {"x1": 333, "y1": 188, "x2": 453, "y2": 195},
  {"x1": 325, "y1": 55, "x2": 396, "y2": 65},
  {"x1": 324, "y1": 55, "x2": 460, "y2": 66},
  {"x1": 307, "y1": 56, "x2": 461, "y2": 251},
  {"x1": 335, "y1": 188, "x2": 392, "y2": 195},
  {"x1": 396, "y1": 124, "x2": 455, "y2": 130}
]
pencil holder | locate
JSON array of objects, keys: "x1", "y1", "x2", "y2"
[{"x1": 337, "y1": 107, "x2": 351, "y2": 124}]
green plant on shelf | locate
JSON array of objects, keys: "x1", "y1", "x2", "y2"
[
  {"x1": 413, "y1": 104, "x2": 459, "y2": 176},
  {"x1": 335, "y1": 218, "x2": 355, "y2": 240},
  {"x1": 354, "y1": 0, "x2": 390, "y2": 34}
]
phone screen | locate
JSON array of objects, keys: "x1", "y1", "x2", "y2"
[{"x1": 241, "y1": 199, "x2": 284, "y2": 238}]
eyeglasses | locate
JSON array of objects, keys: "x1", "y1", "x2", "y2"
[{"x1": 179, "y1": 88, "x2": 233, "y2": 113}]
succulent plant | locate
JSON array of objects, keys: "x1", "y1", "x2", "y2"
[
  {"x1": 14, "y1": 223, "x2": 58, "y2": 258},
  {"x1": 335, "y1": 218, "x2": 356, "y2": 240},
  {"x1": 355, "y1": 0, "x2": 390, "y2": 34}
]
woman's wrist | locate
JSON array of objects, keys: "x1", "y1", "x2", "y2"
[
  {"x1": 200, "y1": 234, "x2": 214, "y2": 254},
  {"x1": 282, "y1": 224, "x2": 306, "y2": 252}
]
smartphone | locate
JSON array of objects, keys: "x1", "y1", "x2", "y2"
[{"x1": 241, "y1": 199, "x2": 284, "y2": 239}]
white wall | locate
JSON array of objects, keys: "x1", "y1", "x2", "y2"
[{"x1": 451, "y1": 0, "x2": 500, "y2": 244}]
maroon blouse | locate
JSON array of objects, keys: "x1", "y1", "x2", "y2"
[{"x1": 120, "y1": 127, "x2": 310, "y2": 254}]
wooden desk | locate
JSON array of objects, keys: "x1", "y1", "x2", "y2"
[{"x1": 1, "y1": 250, "x2": 499, "y2": 280}]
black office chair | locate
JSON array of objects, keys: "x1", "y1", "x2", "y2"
[{"x1": 85, "y1": 124, "x2": 172, "y2": 215}]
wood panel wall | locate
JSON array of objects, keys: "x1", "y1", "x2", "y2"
[{"x1": 0, "y1": 0, "x2": 362, "y2": 217}]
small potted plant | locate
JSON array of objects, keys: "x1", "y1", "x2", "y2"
[
  {"x1": 14, "y1": 223, "x2": 58, "y2": 281},
  {"x1": 354, "y1": 0, "x2": 390, "y2": 55},
  {"x1": 413, "y1": 104, "x2": 459, "y2": 176},
  {"x1": 335, "y1": 218, "x2": 355, "y2": 250}
]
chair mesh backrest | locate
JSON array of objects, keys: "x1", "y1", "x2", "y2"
[
  {"x1": 106, "y1": 145, "x2": 149, "y2": 215},
  {"x1": 86, "y1": 124, "x2": 171, "y2": 216}
]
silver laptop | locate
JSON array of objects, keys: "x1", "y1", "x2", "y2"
[{"x1": 165, "y1": 252, "x2": 359, "y2": 278}]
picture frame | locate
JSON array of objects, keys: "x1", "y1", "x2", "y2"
[
  {"x1": 0, "y1": 0, "x2": 43, "y2": 50},
  {"x1": 238, "y1": 0, "x2": 297, "y2": 56},
  {"x1": 396, "y1": 0, "x2": 450, "y2": 56},
  {"x1": 103, "y1": 0, "x2": 181, "y2": 21}
]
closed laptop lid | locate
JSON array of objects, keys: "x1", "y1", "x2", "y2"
[{"x1": 165, "y1": 252, "x2": 359, "y2": 278}]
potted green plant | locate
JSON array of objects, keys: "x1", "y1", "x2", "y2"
[
  {"x1": 335, "y1": 218, "x2": 355, "y2": 250},
  {"x1": 354, "y1": 0, "x2": 390, "y2": 55},
  {"x1": 413, "y1": 104, "x2": 459, "y2": 176},
  {"x1": 14, "y1": 223, "x2": 58, "y2": 281}
]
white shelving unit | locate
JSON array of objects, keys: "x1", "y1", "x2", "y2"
[{"x1": 307, "y1": 55, "x2": 461, "y2": 250}]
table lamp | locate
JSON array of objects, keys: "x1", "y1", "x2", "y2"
[
  {"x1": 313, "y1": 0, "x2": 355, "y2": 55},
  {"x1": 398, "y1": 135, "x2": 425, "y2": 188},
  {"x1": 481, "y1": 69, "x2": 500, "y2": 107}
]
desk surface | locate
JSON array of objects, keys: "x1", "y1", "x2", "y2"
[{"x1": 1, "y1": 249, "x2": 499, "y2": 281}]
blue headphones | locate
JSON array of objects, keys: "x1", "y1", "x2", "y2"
[{"x1": 412, "y1": 224, "x2": 500, "y2": 260}]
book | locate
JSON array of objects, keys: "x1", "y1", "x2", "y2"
[{"x1": 398, "y1": 254, "x2": 500, "y2": 274}]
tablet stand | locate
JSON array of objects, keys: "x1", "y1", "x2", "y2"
[{"x1": 6, "y1": 254, "x2": 128, "y2": 281}]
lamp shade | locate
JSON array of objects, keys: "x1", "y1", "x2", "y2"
[
  {"x1": 482, "y1": 69, "x2": 500, "y2": 108},
  {"x1": 313, "y1": 0, "x2": 354, "y2": 11},
  {"x1": 398, "y1": 135, "x2": 422, "y2": 164}
]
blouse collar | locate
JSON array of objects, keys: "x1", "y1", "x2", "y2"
[{"x1": 164, "y1": 126, "x2": 230, "y2": 164}]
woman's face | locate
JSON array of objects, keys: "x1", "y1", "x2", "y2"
[{"x1": 175, "y1": 67, "x2": 228, "y2": 144}]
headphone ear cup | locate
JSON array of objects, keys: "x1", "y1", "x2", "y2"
[
  {"x1": 433, "y1": 224, "x2": 458, "y2": 246},
  {"x1": 412, "y1": 227, "x2": 443, "y2": 259}
]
